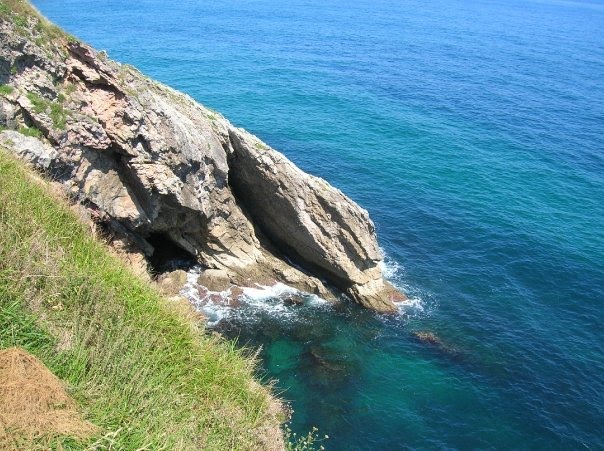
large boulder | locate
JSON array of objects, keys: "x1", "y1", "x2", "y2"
[
  {"x1": 197, "y1": 269, "x2": 231, "y2": 292},
  {"x1": 228, "y1": 128, "x2": 403, "y2": 311}
]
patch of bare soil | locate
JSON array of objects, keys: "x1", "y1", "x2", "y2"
[{"x1": 0, "y1": 347, "x2": 98, "y2": 448}]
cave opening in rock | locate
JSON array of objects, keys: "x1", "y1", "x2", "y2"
[{"x1": 146, "y1": 233, "x2": 197, "y2": 274}]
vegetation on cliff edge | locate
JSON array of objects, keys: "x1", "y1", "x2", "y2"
[
  {"x1": 0, "y1": 148, "x2": 283, "y2": 449},
  {"x1": 0, "y1": 0, "x2": 70, "y2": 42}
]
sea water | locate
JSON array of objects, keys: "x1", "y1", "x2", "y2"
[{"x1": 33, "y1": 0, "x2": 604, "y2": 448}]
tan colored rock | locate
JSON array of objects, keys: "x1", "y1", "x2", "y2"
[
  {"x1": 228, "y1": 286, "x2": 245, "y2": 304},
  {"x1": 228, "y1": 129, "x2": 401, "y2": 311},
  {"x1": 348, "y1": 278, "x2": 404, "y2": 312},
  {"x1": 119, "y1": 250, "x2": 150, "y2": 280},
  {"x1": 197, "y1": 269, "x2": 231, "y2": 292}
]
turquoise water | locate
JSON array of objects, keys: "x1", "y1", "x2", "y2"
[{"x1": 34, "y1": 0, "x2": 604, "y2": 448}]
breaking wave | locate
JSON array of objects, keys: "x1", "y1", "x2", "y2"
[{"x1": 179, "y1": 266, "x2": 332, "y2": 327}]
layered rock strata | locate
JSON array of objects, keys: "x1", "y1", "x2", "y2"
[{"x1": 0, "y1": 13, "x2": 404, "y2": 312}]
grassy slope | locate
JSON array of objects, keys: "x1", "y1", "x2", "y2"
[
  {"x1": 0, "y1": 0, "x2": 68, "y2": 42},
  {"x1": 0, "y1": 147, "x2": 283, "y2": 449}
]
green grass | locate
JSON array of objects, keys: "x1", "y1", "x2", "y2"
[
  {"x1": 26, "y1": 91, "x2": 47, "y2": 113},
  {"x1": 0, "y1": 84, "x2": 14, "y2": 95},
  {"x1": 0, "y1": 149, "x2": 283, "y2": 449},
  {"x1": 0, "y1": 0, "x2": 67, "y2": 42},
  {"x1": 49, "y1": 101, "x2": 67, "y2": 129},
  {"x1": 63, "y1": 82, "x2": 77, "y2": 96},
  {"x1": 17, "y1": 125, "x2": 42, "y2": 138},
  {"x1": 26, "y1": 91, "x2": 68, "y2": 130}
]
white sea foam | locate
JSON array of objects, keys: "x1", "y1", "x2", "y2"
[
  {"x1": 395, "y1": 295, "x2": 425, "y2": 314},
  {"x1": 378, "y1": 248, "x2": 428, "y2": 317},
  {"x1": 179, "y1": 266, "x2": 232, "y2": 326},
  {"x1": 241, "y1": 282, "x2": 298, "y2": 301},
  {"x1": 179, "y1": 266, "x2": 331, "y2": 326},
  {"x1": 379, "y1": 248, "x2": 402, "y2": 280},
  {"x1": 180, "y1": 253, "x2": 427, "y2": 326}
]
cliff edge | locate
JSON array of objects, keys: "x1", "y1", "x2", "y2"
[{"x1": 0, "y1": 2, "x2": 404, "y2": 312}]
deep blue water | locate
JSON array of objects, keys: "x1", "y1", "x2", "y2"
[{"x1": 34, "y1": 0, "x2": 604, "y2": 448}]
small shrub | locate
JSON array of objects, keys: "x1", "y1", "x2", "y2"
[
  {"x1": 12, "y1": 14, "x2": 27, "y2": 28},
  {"x1": 0, "y1": 3, "x2": 11, "y2": 16},
  {"x1": 285, "y1": 425, "x2": 329, "y2": 451},
  {"x1": 63, "y1": 83, "x2": 77, "y2": 96},
  {"x1": 0, "y1": 85, "x2": 14, "y2": 95},
  {"x1": 49, "y1": 102, "x2": 67, "y2": 129},
  {"x1": 25, "y1": 92, "x2": 68, "y2": 130},
  {"x1": 18, "y1": 126, "x2": 42, "y2": 138},
  {"x1": 26, "y1": 92, "x2": 48, "y2": 113}
]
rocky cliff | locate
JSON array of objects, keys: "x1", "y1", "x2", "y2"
[{"x1": 0, "y1": 5, "x2": 404, "y2": 312}]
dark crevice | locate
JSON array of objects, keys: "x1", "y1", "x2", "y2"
[
  {"x1": 146, "y1": 232, "x2": 197, "y2": 274},
  {"x1": 133, "y1": 134, "x2": 152, "y2": 155},
  {"x1": 69, "y1": 65, "x2": 125, "y2": 98},
  {"x1": 0, "y1": 60, "x2": 10, "y2": 84},
  {"x1": 10, "y1": 54, "x2": 44, "y2": 75},
  {"x1": 227, "y1": 135, "x2": 337, "y2": 289},
  {"x1": 226, "y1": 130, "x2": 356, "y2": 293}
]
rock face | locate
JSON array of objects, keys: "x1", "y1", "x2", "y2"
[{"x1": 0, "y1": 11, "x2": 404, "y2": 312}]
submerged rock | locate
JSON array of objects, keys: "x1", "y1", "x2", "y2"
[
  {"x1": 0, "y1": 13, "x2": 404, "y2": 312},
  {"x1": 412, "y1": 331, "x2": 443, "y2": 346},
  {"x1": 412, "y1": 331, "x2": 463, "y2": 360},
  {"x1": 308, "y1": 346, "x2": 345, "y2": 372},
  {"x1": 283, "y1": 294, "x2": 306, "y2": 307}
]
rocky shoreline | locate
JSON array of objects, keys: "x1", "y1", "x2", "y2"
[{"x1": 0, "y1": 10, "x2": 405, "y2": 312}]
